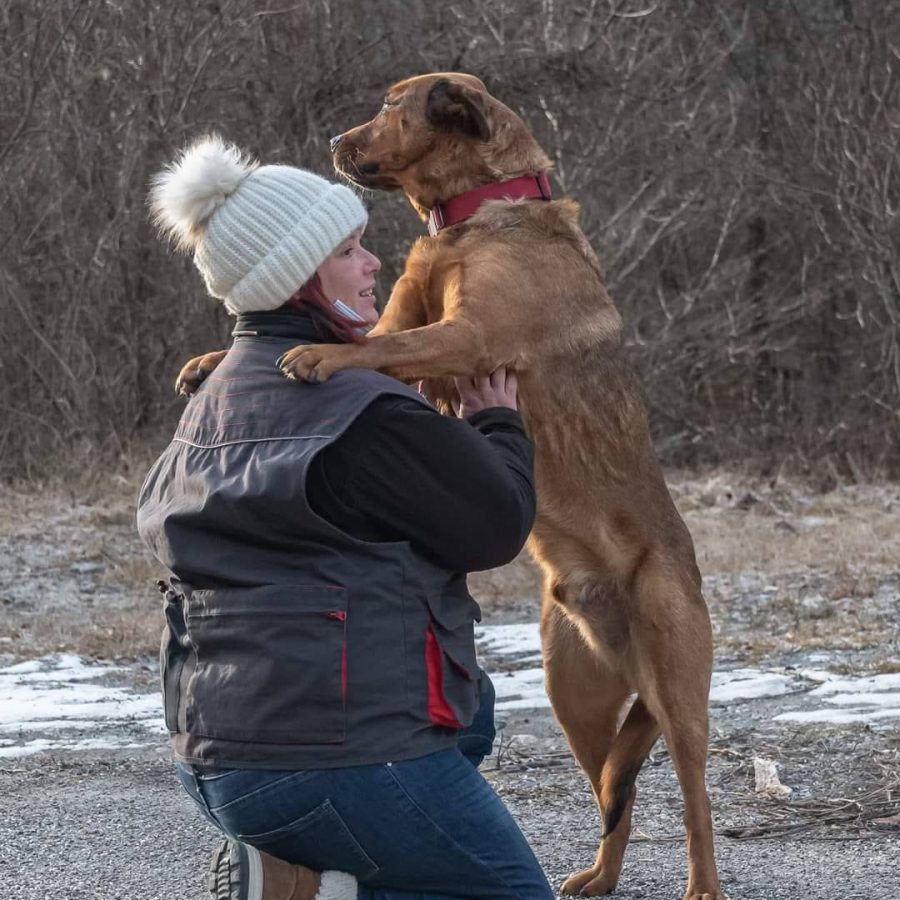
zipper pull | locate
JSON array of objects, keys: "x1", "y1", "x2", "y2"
[{"x1": 326, "y1": 611, "x2": 347, "y2": 621}]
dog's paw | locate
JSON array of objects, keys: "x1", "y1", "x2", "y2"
[
  {"x1": 279, "y1": 343, "x2": 347, "y2": 384},
  {"x1": 175, "y1": 350, "x2": 228, "y2": 397},
  {"x1": 684, "y1": 891, "x2": 726, "y2": 900},
  {"x1": 417, "y1": 376, "x2": 458, "y2": 415},
  {"x1": 560, "y1": 866, "x2": 617, "y2": 896}
]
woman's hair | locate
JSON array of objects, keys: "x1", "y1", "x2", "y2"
[{"x1": 283, "y1": 272, "x2": 367, "y2": 344}]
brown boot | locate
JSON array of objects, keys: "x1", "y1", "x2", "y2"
[{"x1": 208, "y1": 839, "x2": 358, "y2": 900}]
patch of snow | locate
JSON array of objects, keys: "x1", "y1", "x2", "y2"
[
  {"x1": 775, "y1": 670, "x2": 900, "y2": 725},
  {"x1": 0, "y1": 679, "x2": 161, "y2": 728},
  {"x1": 476, "y1": 622, "x2": 543, "y2": 662},
  {"x1": 808, "y1": 672, "x2": 900, "y2": 696},
  {"x1": 0, "y1": 718, "x2": 102, "y2": 733},
  {"x1": 0, "y1": 738, "x2": 53, "y2": 758},
  {"x1": 0, "y1": 653, "x2": 124, "y2": 683},
  {"x1": 774, "y1": 707, "x2": 900, "y2": 725},
  {"x1": 0, "y1": 654, "x2": 165, "y2": 757},
  {"x1": 818, "y1": 691, "x2": 900, "y2": 707},
  {"x1": 710, "y1": 669, "x2": 797, "y2": 702},
  {"x1": 4, "y1": 628, "x2": 899, "y2": 754},
  {"x1": 0, "y1": 738, "x2": 147, "y2": 759},
  {"x1": 795, "y1": 668, "x2": 834, "y2": 683},
  {"x1": 492, "y1": 667, "x2": 550, "y2": 711}
]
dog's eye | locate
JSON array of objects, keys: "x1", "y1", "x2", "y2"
[{"x1": 380, "y1": 100, "x2": 396, "y2": 113}]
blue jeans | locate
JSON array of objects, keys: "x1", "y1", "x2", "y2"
[
  {"x1": 176, "y1": 677, "x2": 552, "y2": 899},
  {"x1": 177, "y1": 750, "x2": 552, "y2": 900}
]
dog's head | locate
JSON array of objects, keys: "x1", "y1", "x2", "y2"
[{"x1": 332, "y1": 73, "x2": 551, "y2": 216}]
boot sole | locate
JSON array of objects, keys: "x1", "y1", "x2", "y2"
[{"x1": 208, "y1": 839, "x2": 263, "y2": 900}]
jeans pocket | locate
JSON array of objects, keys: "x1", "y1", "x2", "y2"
[
  {"x1": 200, "y1": 769, "x2": 313, "y2": 817},
  {"x1": 194, "y1": 767, "x2": 240, "y2": 783},
  {"x1": 236, "y1": 799, "x2": 379, "y2": 879}
]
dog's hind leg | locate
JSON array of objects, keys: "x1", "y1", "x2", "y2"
[
  {"x1": 634, "y1": 566, "x2": 723, "y2": 900},
  {"x1": 562, "y1": 695, "x2": 661, "y2": 896},
  {"x1": 541, "y1": 601, "x2": 636, "y2": 897}
]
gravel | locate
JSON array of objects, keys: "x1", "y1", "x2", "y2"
[{"x1": 1, "y1": 701, "x2": 898, "y2": 900}]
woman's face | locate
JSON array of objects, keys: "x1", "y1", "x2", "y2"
[{"x1": 317, "y1": 230, "x2": 381, "y2": 326}]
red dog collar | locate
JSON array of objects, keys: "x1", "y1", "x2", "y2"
[{"x1": 427, "y1": 172, "x2": 552, "y2": 236}]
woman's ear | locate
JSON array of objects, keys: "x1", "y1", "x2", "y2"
[{"x1": 425, "y1": 79, "x2": 492, "y2": 142}]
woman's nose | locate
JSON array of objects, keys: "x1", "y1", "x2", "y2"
[
  {"x1": 329, "y1": 134, "x2": 343, "y2": 152},
  {"x1": 367, "y1": 251, "x2": 381, "y2": 272}
]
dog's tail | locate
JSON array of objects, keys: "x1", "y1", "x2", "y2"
[{"x1": 600, "y1": 697, "x2": 661, "y2": 837}]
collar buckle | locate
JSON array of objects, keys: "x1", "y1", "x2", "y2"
[
  {"x1": 427, "y1": 204, "x2": 445, "y2": 237},
  {"x1": 535, "y1": 171, "x2": 552, "y2": 200}
]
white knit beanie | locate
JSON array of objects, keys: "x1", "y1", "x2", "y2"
[{"x1": 148, "y1": 136, "x2": 368, "y2": 314}]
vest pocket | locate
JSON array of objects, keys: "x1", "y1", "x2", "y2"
[
  {"x1": 184, "y1": 585, "x2": 348, "y2": 745},
  {"x1": 160, "y1": 586, "x2": 192, "y2": 733},
  {"x1": 424, "y1": 613, "x2": 480, "y2": 729}
]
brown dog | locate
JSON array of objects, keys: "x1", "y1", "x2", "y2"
[{"x1": 178, "y1": 74, "x2": 723, "y2": 900}]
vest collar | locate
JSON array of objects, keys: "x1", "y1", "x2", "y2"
[
  {"x1": 232, "y1": 308, "x2": 321, "y2": 341},
  {"x1": 427, "y1": 172, "x2": 552, "y2": 237}
]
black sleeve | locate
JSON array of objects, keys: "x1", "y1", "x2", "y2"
[{"x1": 306, "y1": 395, "x2": 536, "y2": 572}]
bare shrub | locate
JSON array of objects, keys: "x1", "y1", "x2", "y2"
[{"x1": 1, "y1": 0, "x2": 897, "y2": 479}]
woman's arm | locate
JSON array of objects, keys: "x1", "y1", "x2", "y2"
[{"x1": 306, "y1": 393, "x2": 535, "y2": 572}]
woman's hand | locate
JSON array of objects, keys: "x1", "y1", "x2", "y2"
[{"x1": 452, "y1": 368, "x2": 519, "y2": 417}]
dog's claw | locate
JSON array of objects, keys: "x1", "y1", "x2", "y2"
[
  {"x1": 279, "y1": 343, "x2": 345, "y2": 385},
  {"x1": 175, "y1": 349, "x2": 228, "y2": 397}
]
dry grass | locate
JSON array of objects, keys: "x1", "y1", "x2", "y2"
[
  {"x1": 668, "y1": 473, "x2": 900, "y2": 653},
  {"x1": 9, "y1": 602, "x2": 164, "y2": 661},
  {"x1": 469, "y1": 553, "x2": 543, "y2": 619},
  {"x1": 472, "y1": 470, "x2": 900, "y2": 656},
  {"x1": 674, "y1": 474, "x2": 900, "y2": 576},
  {"x1": 0, "y1": 468, "x2": 166, "y2": 660},
  {"x1": 2, "y1": 469, "x2": 898, "y2": 660}
]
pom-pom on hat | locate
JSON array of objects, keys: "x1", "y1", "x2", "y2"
[{"x1": 149, "y1": 135, "x2": 368, "y2": 315}]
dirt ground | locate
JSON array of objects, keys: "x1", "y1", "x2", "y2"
[
  {"x1": 1, "y1": 469, "x2": 898, "y2": 899},
  {"x1": 4, "y1": 469, "x2": 898, "y2": 661}
]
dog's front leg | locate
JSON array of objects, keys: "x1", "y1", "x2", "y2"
[
  {"x1": 368, "y1": 274, "x2": 429, "y2": 337},
  {"x1": 280, "y1": 316, "x2": 493, "y2": 384}
]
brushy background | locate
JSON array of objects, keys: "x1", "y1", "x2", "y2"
[{"x1": 2, "y1": 0, "x2": 898, "y2": 480}]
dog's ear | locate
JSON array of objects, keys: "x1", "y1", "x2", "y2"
[{"x1": 426, "y1": 79, "x2": 491, "y2": 141}]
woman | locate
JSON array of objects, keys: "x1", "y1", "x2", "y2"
[{"x1": 137, "y1": 136, "x2": 554, "y2": 900}]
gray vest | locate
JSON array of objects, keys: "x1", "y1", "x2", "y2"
[{"x1": 137, "y1": 335, "x2": 482, "y2": 769}]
